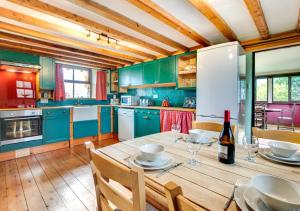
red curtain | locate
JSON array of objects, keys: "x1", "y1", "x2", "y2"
[
  {"x1": 96, "y1": 71, "x2": 107, "y2": 100},
  {"x1": 160, "y1": 110, "x2": 195, "y2": 134},
  {"x1": 54, "y1": 63, "x2": 66, "y2": 101}
]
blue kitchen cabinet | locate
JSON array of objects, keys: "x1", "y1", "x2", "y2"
[
  {"x1": 73, "y1": 120, "x2": 98, "y2": 139},
  {"x1": 134, "y1": 109, "x2": 160, "y2": 138},
  {"x1": 101, "y1": 107, "x2": 111, "y2": 134},
  {"x1": 1, "y1": 140, "x2": 43, "y2": 152},
  {"x1": 42, "y1": 108, "x2": 70, "y2": 144},
  {"x1": 0, "y1": 49, "x2": 40, "y2": 65},
  {"x1": 113, "y1": 107, "x2": 118, "y2": 134}
]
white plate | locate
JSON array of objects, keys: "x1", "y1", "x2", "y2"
[
  {"x1": 134, "y1": 153, "x2": 171, "y2": 167},
  {"x1": 234, "y1": 184, "x2": 251, "y2": 211},
  {"x1": 129, "y1": 155, "x2": 174, "y2": 170},
  {"x1": 243, "y1": 186, "x2": 274, "y2": 211},
  {"x1": 259, "y1": 149, "x2": 300, "y2": 166},
  {"x1": 265, "y1": 149, "x2": 300, "y2": 162}
]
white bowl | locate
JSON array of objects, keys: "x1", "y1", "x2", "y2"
[
  {"x1": 268, "y1": 141, "x2": 298, "y2": 158},
  {"x1": 140, "y1": 144, "x2": 165, "y2": 161},
  {"x1": 251, "y1": 175, "x2": 300, "y2": 211}
]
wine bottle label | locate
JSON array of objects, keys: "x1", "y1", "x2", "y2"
[{"x1": 218, "y1": 145, "x2": 228, "y2": 159}]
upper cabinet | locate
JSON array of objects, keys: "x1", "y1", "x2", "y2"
[
  {"x1": 39, "y1": 56, "x2": 55, "y2": 90},
  {"x1": 0, "y1": 49, "x2": 40, "y2": 65},
  {"x1": 176, "y1": 52, "x2": 197, "y2": 89},
  {"x1": 118, "y1": 56, "x2": 177, "y2": 89},
  {"x1": 110, "y1": 70, "x2": 118, "y2": 93}
]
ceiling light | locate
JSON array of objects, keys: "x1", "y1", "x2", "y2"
[
  {"x1": 86, "y1": 30, "x2": 91, "y2": 37},
  {"x1": 97, "y1": 34, "x2": 101, "y2": 41},
  {"x1": 7, "y1": 69, "x2": 31, "y2": 74}
]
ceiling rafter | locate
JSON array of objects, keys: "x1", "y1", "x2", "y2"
[
  {"x1": 7, "y1": 0, "x2": 172, "y2": 55},
  {"x1": 243, "y1": 0, "x2": 269, "y2": 39},
  {"x1": 0, "y1": 43, "x2": 115, "y2": 69},
  {"x1": 1, "y1": 21, "x2": 133, "y2": 65},
  {"x1": 126, "y1": 0, "x2": 210, "y2": 47},
  {"x1": 187, "y1": 0, "x2": 238, "y2": 41},
  {"x1": 0, "y1": 32, "x2": 119, "y2": 68},
  {"x1": 0, "y1": 7, "x2": 145, "y2": 63},
  {"x1": 66, "y1": 0, "x2": 189, "y2": 51}
]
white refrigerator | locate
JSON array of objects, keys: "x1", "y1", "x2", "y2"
[{"x1": 196, "y1": 41, "x2": 243, "y2": 126}]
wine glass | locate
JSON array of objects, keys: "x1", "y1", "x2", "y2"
[
  {"x1": 242, "y1": 136, "x2": 259, "y2": 162},
  {"x1": 171, "y1": 123, "x2": 181, "y2": 143},
  {"x1": 186, "y1": 134, "x2": 203, "y2": 166}
]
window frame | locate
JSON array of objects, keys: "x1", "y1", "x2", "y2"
[
  {"x1": 255, "y1": 76, "x2": 268, "y2": 103},
  {"x1": 63, "y1": 65, "x2": 92, "y2": 99}
]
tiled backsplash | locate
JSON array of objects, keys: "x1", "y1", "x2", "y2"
[
  {"x1": 124, "y1": 87, "x2": 196, "y2": 107},
  {"x1": 37, "y1": 97, "x2": 111, "y2": 107}
]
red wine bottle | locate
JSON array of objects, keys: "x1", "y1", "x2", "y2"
[{"x1": 218, "y1": 110, "x2": 235, "y2": 164}]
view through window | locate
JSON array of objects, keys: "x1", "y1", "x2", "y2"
[
  {"x1": 256, "y1": 78, "x2": 268, "y2": 101},
  {"x1": 63, "y1": 66, "x2": 91, "y2": 98}
]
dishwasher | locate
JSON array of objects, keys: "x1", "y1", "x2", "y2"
[{"x1": 118, "y1": 108, "x2": 135, "y2": 141}]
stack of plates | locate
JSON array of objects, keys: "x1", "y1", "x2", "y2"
[
  {"x1": 259, "y1": 148, "x2": 300, "y2": 166},
  {"x1": 129, "y1": 153, "x2": 174, "y2": 170},
  {"x1": 234, "y1": 184, "x2": 273, "y2": 211}
]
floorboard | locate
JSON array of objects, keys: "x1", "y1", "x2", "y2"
[{"x1": 0, "y1": 139, "x2": 119, "y2": 211}]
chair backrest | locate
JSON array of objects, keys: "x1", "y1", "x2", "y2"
[
  {"x1": 164, "y1": 182, "x2": 204, "y2": 211},
  {"x1": 192, "y1": 121, "x2": 236, "y2": 134},
  {"x1": 90, "y1": 149, "x2": 146, "y2": 211},
  {"x1": 291, "y1": 103, "x2": 297, "y2": 117},
  {"x1": 252, "y1": 127, "x2": 300, "y2": 144},
  {"x1": 85, "y1": 141, "x2": 95, "y2": 162}
]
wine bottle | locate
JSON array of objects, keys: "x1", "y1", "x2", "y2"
[{"x1": 218, "y1": 110, "x2": 235, "y2": 164}]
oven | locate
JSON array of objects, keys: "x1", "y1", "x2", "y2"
[{"x1": 0, "y1": 109, "x2": 42, "y2": 146}]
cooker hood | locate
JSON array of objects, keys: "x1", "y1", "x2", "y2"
[{"x1": 0, "y1": 61, "x2": 41, "y2": 73}]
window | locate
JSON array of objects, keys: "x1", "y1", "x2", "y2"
[
  {"x1": 240, "y1": 79, "x2": 246, "y2": 100},
  {"x1": 63, "y1": 66, "x2": 91, "y2": 98},
  {"x1": 256, "y1": 78, "x2": 268, "y2": 101},
  {"x1": 273, "y1": 77, "x2": 288, "y2": 102},
  {"x1": 291, "y1": 76, "x2": 300, "y2": 101}
]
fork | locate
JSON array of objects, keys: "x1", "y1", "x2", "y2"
[{"x1": 223, "y1": 180, "x2": 241, "y2": 210}]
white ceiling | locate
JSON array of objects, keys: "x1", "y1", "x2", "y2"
[
  {"x1": 0, "y1": 0, "x2": 299, "y2": 59},
  {"x1": 255, "y1": 45, "x2": 300, "y2": 74}
]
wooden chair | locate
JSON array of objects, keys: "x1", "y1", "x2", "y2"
[
  {"x1": 252, "y1": 127, "x2": 300, "y2": 144},
  {"x1": 192, "y1": 121, "x2": 236, "y2": 134},
  {"x1": 89, "y1": 147, "x2": 146, "y2": 211},
  {"x1": 254, "y1": 103, "x2": 266, "y2": 129},
  {"x1": 164, "y1": 182, "x2": 204, "y2": 211}
]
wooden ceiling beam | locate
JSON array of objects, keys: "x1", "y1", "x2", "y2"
[
  {"x1": 188, "y1": 0, "x2": 238, "y2": 41},
  {"x1": 0, "y1": 22, "x2": 136, "y2": 66},
  {"x1": 0, "y1": 42, "x2": 113, "y2": 69},
  {"x1": 0, "y1": 7, "x2": 147, "y2": 62},
  {"x1": 55, "y1": 58, "x2": 106, "y2": 69},
  {"x1": 126, "y1": 0, "x2": 210, "y2": 46},
  {"x1": 241, "y1": 31, "x2": 300, "y2": 52},
  {"x1": 7, "y1": 0, "x2": 172, "y2": 55},
  {"x1": 244, "y1": 0, "x2": 269, "y2": 39},
  {"x1": 0, "y1": 31, "x2": 123, "y2": 67},
  {"x1": 66, "y1": 0, "x2": 188, "y2": 51}
]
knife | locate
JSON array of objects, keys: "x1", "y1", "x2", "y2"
[{"x1": 156, "y1": 162, "x2": 183, "y2": 178}]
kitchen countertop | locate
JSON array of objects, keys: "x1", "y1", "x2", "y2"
[{"x1": 0, "y1": 105, "x2": 196, "y2": 112}]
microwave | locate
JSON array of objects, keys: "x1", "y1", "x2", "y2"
[{"x1": 121, "y1": 95, "x2": 140, "y2": 106}]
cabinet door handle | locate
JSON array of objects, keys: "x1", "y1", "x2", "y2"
[{"x1": 143, "y1": 116, "x2": 149, "y2": 119}]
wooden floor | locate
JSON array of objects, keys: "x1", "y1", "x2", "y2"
[{"x1": 0, "y1": 139, "x2": 119, "y2": 211}]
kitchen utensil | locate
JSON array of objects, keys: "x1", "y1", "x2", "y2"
[
  {"x1": 156, "y1": 162, "x2": 183, "y2": 178},
  {"x1": 259, "y1": 148, "x2": 300, "y2": 166},
  {"x1": 140, "y1": 144, "x2": 165, "y2": 161}
]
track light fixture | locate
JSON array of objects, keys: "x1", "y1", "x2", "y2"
[{"x1": 85, "y1": 29, "x2": 120, "y2": 48}]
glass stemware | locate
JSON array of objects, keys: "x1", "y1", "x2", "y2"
[
  {"x1": 171, "y1": 123, "x2": 181, "y2": 143},
  {"x1": 186, "y1": 133, "x2": 203, "y2": 166},
  {"x1": 242, "y1": 136, "x2": 259, "y2": 162}
]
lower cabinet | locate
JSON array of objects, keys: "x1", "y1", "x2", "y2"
[
  {"x1": 113, "y1": 107, "x2": 118, "y2": 134},
  {"x1": 100, "y1": 107, "x2": 111, "y2": 134},
  {"x1": 43, "y1": 109, "x2": 70, "y2": 144},
  {"x1": 73, "y1": 120, "x2": 98, "y2": 139},
  {"x1": 0, "y1": 139, "x2": 43, "y2": 152},
  {"x1": 134, "y1": 109, "x2": 160, "y2": 138}
]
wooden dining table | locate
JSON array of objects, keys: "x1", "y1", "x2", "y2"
[{"x1": 97, "y1": 131, "x2": 300, "y2": 211}]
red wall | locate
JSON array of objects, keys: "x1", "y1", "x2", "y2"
[
  {"x1": 266, "y1": 103, "x2": 300, "y2": 126},
  {"x1": 0, "y1": 69, "x2": 36, "y2": 108}
]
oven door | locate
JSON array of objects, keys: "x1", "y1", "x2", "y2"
[{"x1": 0, "y1": 116, "x2": 42, "y2": 145}]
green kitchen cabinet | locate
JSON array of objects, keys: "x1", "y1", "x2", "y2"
[
  {"x1": 159, "y1": 56, "x2": 176, "y2": 83},
  {"x1": 1, "y1": 140, "x2": 43, "y2": 152},
  {"x1": 0, "y1": 49, "x2": 40, "y2": 65},
  {"x1": 42, "y1": 108, "x2": 70, "y2": 144},
  {"x1": 113, "y1": 107, "x2": 118, "y2": 134},
  {"x1": 73, "y1": 120, "x2": 98, "y2": 139},
  {"x1": 119, "y1": 66, "x2": 130, "y2": 87},
  {"x1": 134, "y1": 109, "x2": 160, "y2": 138},
  {"x1": 39, "y1": 56, "x2": 56, "y2": 90},
  {"x1": 143, "y1": 60, "x2": 159, "y2": 84},
  {"x1": 101, "y1": 107, "x2": 111, "y2": 134},
  {"x1": 129, "y1": 64, "x2": 143, "y2": 86}
]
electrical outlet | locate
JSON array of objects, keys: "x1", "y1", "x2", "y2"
[{"x1": 153, "y1": 94, "x2": 158, "y2": 99}]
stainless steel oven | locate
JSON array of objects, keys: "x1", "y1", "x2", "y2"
[{"x1": 0, "y1": 109, "x2": 42, "y2": 146}]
